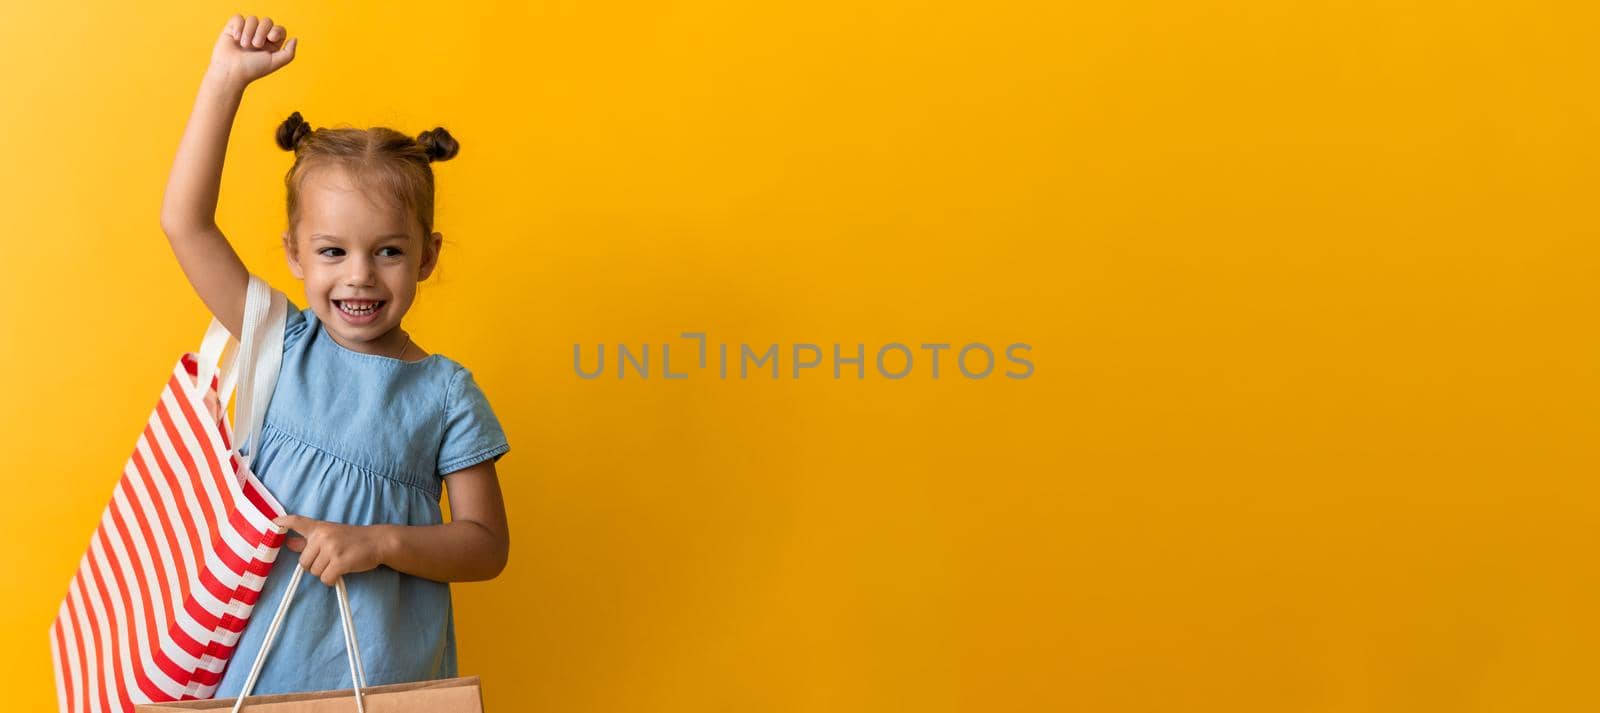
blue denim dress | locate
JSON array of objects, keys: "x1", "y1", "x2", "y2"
[{"x1": 210, "y1": 296, "x2": 510, "y2": 698}]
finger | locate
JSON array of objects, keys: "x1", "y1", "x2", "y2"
[
  {"x1": 274, "y1": 514, "x2": 317, "y2": 534},
  {"x1": 254, "y1": 17, "x2": 273, "y2": 48},
  {"x1": 267, "y1": 24, "x2": 285, "y2": 43},
  {"x1": 272, "y1": 37, "x2": 298, "y2": 69},
  {"x1": 286, "y1": 535, "x2": 306, "y2": 553},
  {"x1": 305, "y1": 543, "x2": 328, "y2": 578},
  {"x1": 241, "y1": 17, "x2": 258, "y2": 49},
  {"x1": 223, "y1": 14, "x2": 244, "y2": 40},
  {"x1": 321, "y1": 559, "x2": 343, "y2": 586}
]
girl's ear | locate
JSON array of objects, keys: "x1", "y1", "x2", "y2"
[
  {"x1": 418, "y1": 231, "x2": 443, "y2": 281},
  {"x1": 283, "y1": 230, "x2": 305, "y2": 279}
]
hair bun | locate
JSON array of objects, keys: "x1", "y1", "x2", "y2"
[
  {"x1": 416, "y1": 127, "x2": 459, "y2": 163},
  {"x1": 276, "y1": 111, "x2": 313, "y2": 151}
]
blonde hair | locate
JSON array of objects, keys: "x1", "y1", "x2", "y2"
[{"x1": 275, "y1": 111, "x2": 459, "y2": 250}]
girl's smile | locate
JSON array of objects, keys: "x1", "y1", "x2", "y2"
[{"x1": 333, "y1": 298, "x2": 386, "y2": 325}]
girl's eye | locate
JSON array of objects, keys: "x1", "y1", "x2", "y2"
[
  {"x1": 316, "y1": 247, "x2": 404, "y2": 258},
  {"x1": 379, "y1": 247, "x2": 404, "y2": 257},
  {"x1": 317, "y1": 247, "x2": 343, "y2": 257}
]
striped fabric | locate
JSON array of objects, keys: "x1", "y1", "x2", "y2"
[{"x1": 51, "y1": 296, "x2": 289, "y2": 712}]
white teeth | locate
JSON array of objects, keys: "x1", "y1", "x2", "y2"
[{"x1": 338, "y1": 300, "x2": 382, "y2": 316}]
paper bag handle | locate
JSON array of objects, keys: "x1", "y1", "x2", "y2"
[{"x1": 230, "y1": 564, "x2": 369, "y2": 713}]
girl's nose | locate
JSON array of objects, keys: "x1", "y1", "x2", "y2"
[{"x1": 345, "y1": 256, "x2": 377, "y2": 285}]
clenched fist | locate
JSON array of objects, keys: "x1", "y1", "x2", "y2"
[{"x1": 208, "y1": 14, "x2": 297, "y2": 87}]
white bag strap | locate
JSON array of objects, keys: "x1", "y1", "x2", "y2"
[
  {"x1": 192, "y1": 275, "x2": 286, "y2": 466},
  {"x1": 198, "y1": 319, "x2": 232, "y2": 379},
  {"x1": 231, "y1": 275, "x2": 287, "y2": 466},
  {"x1": 219, "y1": 340, "x2": 243, "y2": 406},
  {"x1": 231, "y1": 565, "x2": 368, "y2": 713},
  {"x1": 194, "y1": 320, "x2": 233, "y2": 400}
]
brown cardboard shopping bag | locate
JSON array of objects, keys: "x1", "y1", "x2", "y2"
[
  {"x1": 131, "y1": 677, "x2": 483, "y2": 712},
  {"x1": 135, "y1": 563, "x2": 485, "y2": 712}
]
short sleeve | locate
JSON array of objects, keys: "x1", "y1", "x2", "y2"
[
  {"x1": 437, "y1": 367, "x2": 511, "y2": 476},
  {"x1": 282, "y1": 296, "x2": 312, "y2": 352}
]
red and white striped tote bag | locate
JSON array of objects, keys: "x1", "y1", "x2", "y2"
[{"x1": 51, "y1": 275, "x2": 292, "y2": 712}]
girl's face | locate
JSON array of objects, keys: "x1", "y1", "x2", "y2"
[{"x1": 283, "y1": 165, "x2": 442, "y2": 357}]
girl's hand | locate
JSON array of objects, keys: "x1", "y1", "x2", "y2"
[
  {"x1": 275, "y1": 515, "x2": 386, "y2": 586},
  {"x1": 208, "y1": 14, "x2": 297, "y2": 87}
]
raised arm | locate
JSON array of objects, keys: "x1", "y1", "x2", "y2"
[{"x1": 159, "y1": 15, "x2": 297, "y2": 339}]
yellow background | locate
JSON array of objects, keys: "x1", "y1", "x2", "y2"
[{"x1": 1, "y1": 1, "x2": 1593, "y2": 710}]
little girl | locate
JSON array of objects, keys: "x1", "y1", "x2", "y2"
[{"x1": 159, "y1": 15, "x2": 511, "y2": 696}]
